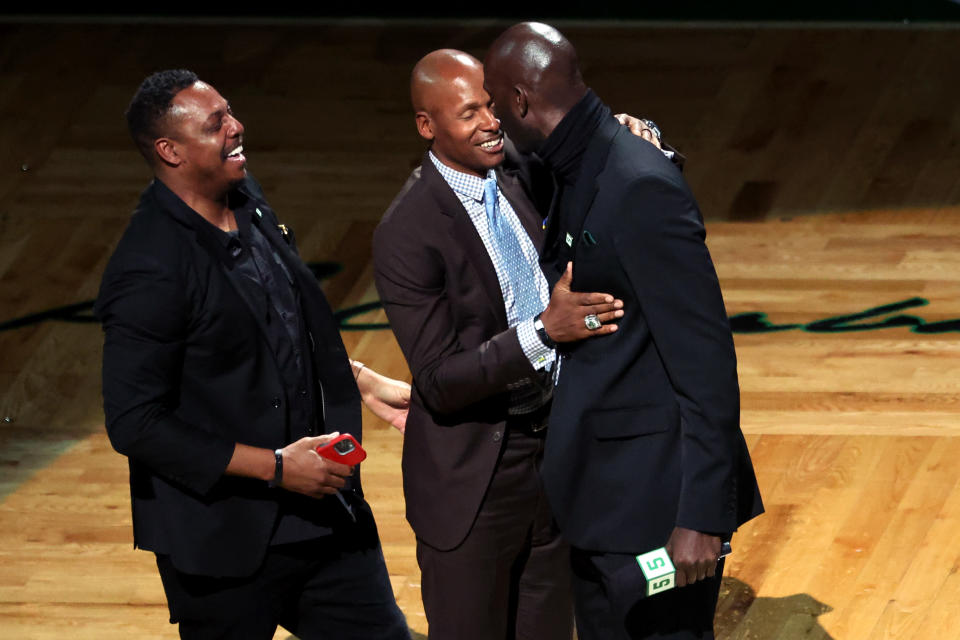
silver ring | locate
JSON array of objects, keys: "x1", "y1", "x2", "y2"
[{"x1": 584, "y1": 314, "x2": 602, "y2": 331}]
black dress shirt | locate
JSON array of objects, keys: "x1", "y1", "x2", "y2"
[{"x1": 210, "y1": 191, "x2": 342, "y2": 544}]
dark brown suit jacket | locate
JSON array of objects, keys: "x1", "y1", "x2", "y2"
[{"x1": 372, "y1": 151, "x2": 547, "y2": 550}]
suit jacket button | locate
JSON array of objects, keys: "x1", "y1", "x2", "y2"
[
  {"x1": 492, "y1": 431, "x2": 502, "y2": 442},
  {"x1": 272, "y1": 397, "x2": 281, "y2": 408}
]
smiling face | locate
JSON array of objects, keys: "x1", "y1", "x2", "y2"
[
  {"x1": 415, "y1": 61, "x2": 504, "y2": 177},
  {"x1": 158, "y1": 81, "x2": 246, "y2": 196}
]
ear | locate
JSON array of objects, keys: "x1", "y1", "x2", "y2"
[
  {"x1": 514, "y1": 85, "x2": 529, "y2": 119},
  {"x1": 154, "y1": 138, "x2": 182, "y2": 167},
  {"x1": 415, "y1": 111, "x2": 435, "y2": 141}
]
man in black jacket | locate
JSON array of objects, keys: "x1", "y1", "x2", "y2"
[
  {"x1": 96, "y1": 69, "x2": 410, "y2": 639},
  {"x1": 484, "y1": 24, "x2": 764, "y2": 640}
]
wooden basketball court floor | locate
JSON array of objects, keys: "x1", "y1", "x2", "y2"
[{"x1": 1, "y1": 18, "x2": 959, "y2": 639}]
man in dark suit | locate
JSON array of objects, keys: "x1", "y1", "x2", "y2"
[
  {"x1": 484, "y1": 24, "x2": 765, "y2": 640},
  {"x1": 372, "y1": 50, "x2": 628, "y2": 640},
  {"x1": 96, "y1": 69, "x2": 411, "y2": 639}
]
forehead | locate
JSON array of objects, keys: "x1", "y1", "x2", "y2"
[
  {"x1": 170, "y1": 82, "x2": 228, "y2": 122},
  {"x1": 432, "y1": 69, "x2": 487, "y2": 112}
]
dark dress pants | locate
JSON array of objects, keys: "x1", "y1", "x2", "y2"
[
  {"x1": 571, "y1": 548, "x2": 724, "y2": 640},
  {"x1": 416, "y1": 429, "x2": 573, "y2": 640},
  {"x1": 156, "y1": 500, "x2": 409, "y2": 640}
]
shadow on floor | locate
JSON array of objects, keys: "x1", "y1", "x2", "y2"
[{"x1": 717, "y1": 577, "x2": 834, "y2": 639}]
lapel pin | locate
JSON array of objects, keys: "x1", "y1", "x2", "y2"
[
  {"x1": 278, "y1": 224, "x2": 289, "y2": 236},
  {"x1": 255, "y1": 208, "x2": 263, "y2": 218},
  {"x1": 565, "y1": 232, "x2": 574, "y2": 247}
]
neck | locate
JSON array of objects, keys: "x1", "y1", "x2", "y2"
[
  {"x1": 430, "y1": 148, "x2": 488, "y2": 179},
  {"x1": 539, "y1": 107, "x2": 572, "y2": 145},
  {"x1": 537, "y1": 89, "x2": 608, "y2": 185},
  {"x1": 538, "y1": 84, "x2": 589, "y2": 141}
]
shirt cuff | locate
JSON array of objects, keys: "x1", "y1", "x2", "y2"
[{"x1": 517, "y1": 318, "x2": 556, "y2": 371}]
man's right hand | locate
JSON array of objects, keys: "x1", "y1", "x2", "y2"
[
  {"x1": 539, "y1": 262, "x2": 623, "y2": 342},
  {"x1": 278, "y1": 432, "x2": 353, "y2": 498},
  {"x1": 614, "y1": 113, "x2": 662, "y2": 150}
]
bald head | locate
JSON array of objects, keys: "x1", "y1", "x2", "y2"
[
  {"x1": 483, "y1": 22, "x2": 587, "y2": 153},
  {"x1": 411, "y1": 49, "x2": 483, "y2": 113},
  {"x1": 409, "y1": 49, "x2": 505, "y2": 177}
]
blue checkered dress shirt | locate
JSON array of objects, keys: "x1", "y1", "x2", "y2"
[{"x1": 430, "y1": 152, "x2": 554, "y2": 414}]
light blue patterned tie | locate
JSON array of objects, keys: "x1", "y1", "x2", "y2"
[{"x1": 483, "y1": 176, "x2": 544, "y2": 321}]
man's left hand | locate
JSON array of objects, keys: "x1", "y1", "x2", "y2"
[
  {"x1": 356, "y1": 365, "x2": 411, "y2": 433},
  {"x1": 665, "y1": 527, "x2": 722, "y2": 587}
]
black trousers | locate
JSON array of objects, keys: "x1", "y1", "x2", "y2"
[
  {"x1": 571, "y1": 548, "x2": 725, "y2": 640},
  {"x1": 415, "y1": 429, "x2": 573, "y2": 640},
  {"x1": 156, "y1": 501, "x2": 409, "y2": 640}
]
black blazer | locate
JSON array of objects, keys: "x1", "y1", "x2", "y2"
[
  {"x1": 540, "y1": 116, "x2": 763, "y2": 554},
  {"x1": 96, "y1": 177, "x2": 361, "y2": 577},
  {"x1": 372, "y1": 151, "x2": 547, "y2": 550}
]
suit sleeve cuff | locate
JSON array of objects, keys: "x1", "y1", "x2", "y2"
[{"x1": 517, "y1": 319, "x2": 556, "y2": 371}]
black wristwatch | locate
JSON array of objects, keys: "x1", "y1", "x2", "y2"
[
  {"x1": 267, "y1": 448, "x2": 283, "y2": 488},
  {"x1": 533, "y1": 313, "x2": 556, "y2": 349}
]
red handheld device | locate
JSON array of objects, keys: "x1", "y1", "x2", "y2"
[{"x1": 316, "y1": 433, "x2": 366, "y2": 466}]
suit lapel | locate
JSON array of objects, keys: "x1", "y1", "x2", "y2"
[
  {"x1": 421, "y1": 156, "x2": 508, "y2": 330},
  {"x1": 497, "y1": 167, "x2": 545, "y2": 250},
  {"x1": 564, "y1": 117, "x2": 621, "y2": 257},
  {"x1": 538, "y1": 176, "x2": 564, "y2": 282}
]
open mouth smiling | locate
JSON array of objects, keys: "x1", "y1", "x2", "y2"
[
  {"x1": 225, "y1": 144, "x2": 245, "y2": 162},
  {"x1": 479, "y1": 134, "x2": 504, "y2": 152}
]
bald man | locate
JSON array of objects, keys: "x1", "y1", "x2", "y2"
[
  {"x1": 372, "y1": 49, "x2": 638, "y2": 640},
  {"x1": 484, "y1": 24, "x2": 764, "y2": 640}
]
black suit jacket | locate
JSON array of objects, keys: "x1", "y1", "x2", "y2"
[
  {"x1": 96, "y1": 177, "x2": 361, "y2": 577},
  {"x1": 540, "y1": 116, "x2": 763, "y2": 554},
  {"x1": 372, "y1": 151, "x2": 547, "y2": 550}
]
